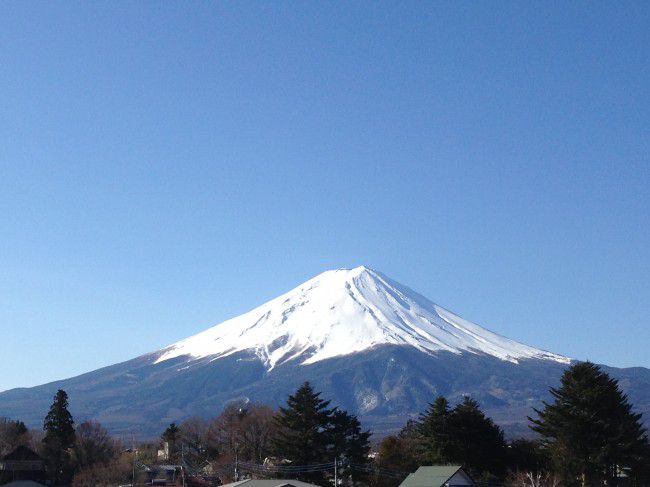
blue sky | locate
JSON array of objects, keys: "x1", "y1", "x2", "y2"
[{"x1": 1, "y1": 2, "x2": 648, "y2": 392}]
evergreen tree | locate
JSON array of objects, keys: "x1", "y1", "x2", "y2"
[
  {"x1": 161, "y1": 423, "x2": 180, "y2": 463},
  {"x1": 530, "y1": 362, "x2": 648, "y2": 487},
  {"x1": 329, "y1": 410, "x2": 371, "y2": 485},
  {"x1": 271, "y1": 383, "x2": 375, "y2": 486},
  {"x1": 413, "y1": 396, "x2": 506, "y2": 480},
  {"x1": 272, "y1": 382, "x2": 334, "y2": 483},
  {"x1": 43, "y1": 389, "x2": 76, "y2": 485},
  {"x1": 447, "y1": 397, "x2": 507, "y2": 479},
  {"x1": 506, "y1": 438, "x2": 549, "y2": 473},
  {"x1": 628, "y1": 442, "x2": 650, "y2": 486},
  {"x1": 417, "y1": 396, "x2": 451, "y2": 463}
]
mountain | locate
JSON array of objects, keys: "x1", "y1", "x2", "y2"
[
  {"x1": 156, "y1": 266, "x2": 569, "y2": 368},
  {"x1": 1, "y1": 266, "x2": 649, "y2": 438}
]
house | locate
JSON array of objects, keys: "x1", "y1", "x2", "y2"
[
  {"x1": 220, "y1": 480, "x2": 320, "y2": 487},
  {"x1": 137, "y1": 464, "x2": 217, "y2": 487},
  {"x1": 0, "y1": 446, "x2": 46, "y2": 484},
  {"x1": 398, "y1": 466, "x2": 475, "y2": 487},
  {"x1": 142, "y1": 464, "x2": 183, "y2": 486},
  {"x1": 157, "y1": 442, "x2": 170, "y2": 461},
  {"x1": 1, "y1": 482, "x2": 46, "y2": 487}
]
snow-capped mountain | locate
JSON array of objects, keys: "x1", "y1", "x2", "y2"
[
  {"x1": 0, "y1": 267, "x2": 647, "y2": 438},
  {"x1": 156, "y1": 266, "x2": 568, "y2": 368}
]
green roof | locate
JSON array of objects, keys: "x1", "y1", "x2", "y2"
[
  {"x1": 221, "y1": 479, "x2": 320, "y2": 487},
  {"x1": 398, "y1": 466, "x2": 468, "y2": 487}
]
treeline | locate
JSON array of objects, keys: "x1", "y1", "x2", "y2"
[
  {"x1": 0, "y1": 390, "x2": 133, "y2": 486},
  {"x1": 1, "y1": 362, "x2": 649, "y2": 487},
  {"x1": 374, "y1": 362, "x2": 650, "y2": 487},
  {"x1": 148, "y1": 382, "x2": 372, "y2": 486},
  {"x1": 0, "y1": 383, "x2": 372, "y2": 487}
]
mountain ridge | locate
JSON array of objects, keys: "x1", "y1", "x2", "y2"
[{"x1": 1, "y1": 266, "x2": 648, "y2": 439}]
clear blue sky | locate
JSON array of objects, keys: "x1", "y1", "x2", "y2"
[{"x1": 1, "y1": 2, "x2": 648, "y2": 393}]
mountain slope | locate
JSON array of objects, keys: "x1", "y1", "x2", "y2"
[
  {"x1": 156, "y1": 266, "x2": 569, "y2": 368},
  {"x1": 0, "y1": 266, "x2": 647, "y2": 438}
]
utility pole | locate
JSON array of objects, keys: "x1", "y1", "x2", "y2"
[
  {"x1": 234, "y1": 451, "x2": 239, "y2": 482},
  {"x1": 131, "y1": 432, "x2": 136, "y2": 487},
  {"x1": 334, "y1": 457, "x2": 338, "y2": 487},
  {"x1": 182, "y1": 444, "x2": 186, "y2": 487}
]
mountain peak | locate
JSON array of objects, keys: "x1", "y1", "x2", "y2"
[
  {"x1": 154, "y1": 267, "x2": 570, "y2": 369},
  {"x1": 323, "y1": 265, "x2": 375, "y2": 277}
]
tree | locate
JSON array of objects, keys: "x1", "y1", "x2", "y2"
[
  {"x1": 161, "y1": 423, "x2": 180, "y2": 463},
  {"x1": 505, "y1": 470, "x2": 561, "y2": 487},
  {"x1": 0, "y1": 417, "x2": 30, "y2": 456},
  {"x1": 0, "y1": 417, "x2": 33, "y2": 484},
  {"x1": 329, "y1": 409, "x2": 371, "y2": 485},
  {"x1": 205, "y1": 401, "x2": 276, "y2": 482},
  {"x1": 506, "y1": 438, "x2": 549, "y2": 474},
  {"x1": 72, "y1": 451, "x2": 133, "y2": 487},
  {"x1": 73, "y1": 421, "x2": 116, "y2": 469},
  {"x1": 410, "y1": 396, "x2": 506, "y2": 480},
  {"x1": 417, "y1": 396, "x2": 451, "y2": 464},
  {"x1": 238, "y1": 404, "x2": 277, "y2": 464},
  {"x1": 272, "y1": 382, "x2": 334, "y2": 483},
  {"x1": 42, "y1": 389, "x2": 76, "y2": 485},
  {"x1": 208, "y1": 402, "x2": 248, "y2": 463},
  {"x1": 179, "y1": 417, "x2": 215, "y2": 465},
  {"x1": 530, "y1": 362, "x2": 648, "y2": 487},
  {"x1": 374, "y1": 432, "x2": 418, "y2": 487},
  {"x1": 627, "y1": 442, "x2": 650, "y2": 486},
  {"x1": 447, "y1": 397, "x2": 507, "y2": 479}
]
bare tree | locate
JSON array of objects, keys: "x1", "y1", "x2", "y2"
[
  {"x1": 208, "y1": 403, "x2": 244, "y2": 462},
  {"x1": 179, "y1": 416, "x2": 215, "y2": 465},
  {"x1": 506, "y1": 471, "x2": 562, "y2": 487},
  {"x1": 72, "y1": 452, "x2": 133, "y2": 487},
  {"x1": 240, "y1": 404, "x2": 276, "y2": 463},
  {"x1": 0, "y1": 417, "x2": 31, "y2": 456},
  {"x1": 207, "y1": 402, "x2": 276, "y2": 464},
  {"x1": 73, "y1": 421, "x2": 117, "y2": 469}
]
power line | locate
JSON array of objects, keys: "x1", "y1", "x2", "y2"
[{"x1": 173, "y1": 456, "x2": 411, "y2": 482}]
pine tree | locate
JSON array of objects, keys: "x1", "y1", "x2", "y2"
[
  {"x1": 272, "y1": 382, "x2": 334, "y2": 483},
  {"x1": 507, "y1": 438, "x2": 549, "y2": 473},
  {"x1": 329, "y1": 409, "x2": 371, "y2": 485},
  {"x1": 530, "y1": 362, "x2": 648, "y2": 487},
  {"x1": 417, "y1": 396, "x2": 451, "y2": 463},
  {"x1": 413, "y1": 396, "x2": 506, "y2": 480},
  {"x1": 42, "y1": 389, "x2": 76, "y2": 485},
  {"x1": 447, "y1": 396, "x2": 507, "y2": 479},
  {"x1": 161, "y1": 423, "x2": 180, "y2": 463}
]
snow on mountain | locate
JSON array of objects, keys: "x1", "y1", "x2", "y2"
[{"x1": 155, "y1": 266, "x2": 570, "y2": 369}]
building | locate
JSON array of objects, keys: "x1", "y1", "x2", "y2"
[
  {"x1": 157, "y1": 442, "x2": 170, "y2": 461},
  {"x1": 1, "y1": 481, "x2": 46, "y2": 487},
  {"x1": 398, "y1": 466, "x2": 475, "y2": 487},
  {"x1": 0, "y1": 446, "x2": 46, "y2": 484},
  {"x1": 220, "y1": 480, "x2": 320, "y2": 487}
]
